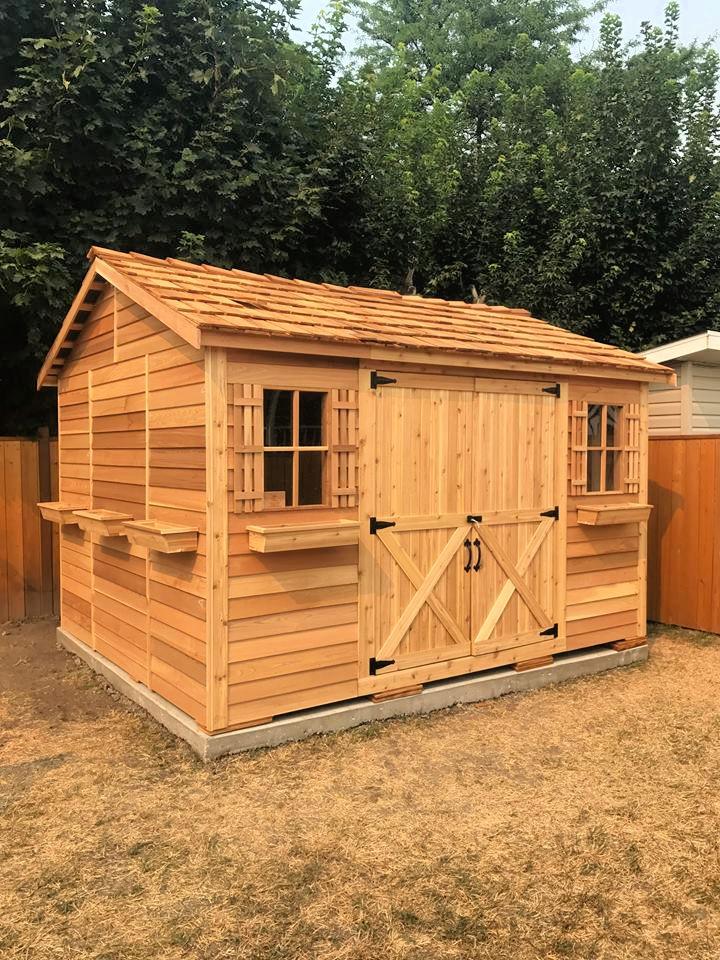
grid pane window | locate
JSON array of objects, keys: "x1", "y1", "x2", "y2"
[
  {"x1": 263, "y1": 389, "x2": 327, "y2": 507},
  {"x1": 586, "y1": 404, "x2": 624, "y2": 493}
]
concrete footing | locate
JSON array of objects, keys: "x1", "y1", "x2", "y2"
[{"x1": 58, "y1": 627, "x2": 648, "y2": 760}]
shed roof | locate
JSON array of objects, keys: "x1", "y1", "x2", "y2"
[
  {"x1": 641, "y1": 331, "x2": 720, "y2": 366},
  {"x1": 38, "y1": 246, "x2": 674, "y2": 387}
]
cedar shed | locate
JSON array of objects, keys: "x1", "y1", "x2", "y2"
[{"x1": 37, "y1": 248, "x2": 673, "y2": 750}]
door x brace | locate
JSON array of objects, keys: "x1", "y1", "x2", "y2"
[
  {"x1": 373, "y1": 517, "x2": 556, "y2": 665},
  {"x1": 471, "y1": 517, "x2": 555, "y2": 652}
]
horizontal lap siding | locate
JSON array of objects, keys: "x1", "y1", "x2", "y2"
[
  {"x1": 648, "y1": 368, "x2": 682, "y2": 436},
  {"x1": 58, "y1": 287, "x2": 112, "y2": 646},
  {"x1": 690, "y1": 363, "x2": 720, "y2": 432},
  {"x1": 225, "y1": 351, "x2": 360, "y2": 727},
  {"x1": 565, "y1": 511, "x2": 640, "y2": 649},
  {"x1": 564, "y1": 380, "x2": 645, "y2": 651},
  {"x1": 57, "y1": 287, "x2": 207, "y2": 725}
]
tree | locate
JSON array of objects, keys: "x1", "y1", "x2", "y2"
[
  {"x1": 0, "y1": 0, "x2": 350, "y2": 431},
  {"x1": 1, "y1": 0, "x2": 720, "y2": 432}
]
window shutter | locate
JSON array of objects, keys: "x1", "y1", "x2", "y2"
[
  {"x1": 233, "y1": 384, "x2": 264, "y2": 512},
  {"x1": 330, "y1": 389, "x2": 358, "y2": 507},
  {"x1": 624, "y1": 403, "x2": 641, "y2": 494},
  {"x1": 568, "y1": 400, "x2": 588, "y2": 495}
]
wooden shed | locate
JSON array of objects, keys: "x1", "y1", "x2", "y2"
[{"x1": 37, "y1": 247, "x2": 673, "y2": 744}]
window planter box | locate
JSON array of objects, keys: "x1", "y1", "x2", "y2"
[
  {"x1": 73, "y1": 509, "x2": 133, "y2": 538},
  {"x1": 247, "y1": 519, "x2": 359, "y2": 553},
  {"x1": 577, "y1": 503, "x2": 653, "y2": 526},
  {"x1": 123, "y1": 520, "x2": 199, "y2": 554},
  {"x1": 37, "y1": 501, "x2": 85, "y2": 526}
]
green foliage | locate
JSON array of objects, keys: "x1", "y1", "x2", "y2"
[{"x1": 1, "y1": 0, "x2": 719, "y2": 431}]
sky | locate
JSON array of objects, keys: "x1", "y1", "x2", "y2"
[{"x1": 291, "y1": 0, "x2": 720, "y2": 51}]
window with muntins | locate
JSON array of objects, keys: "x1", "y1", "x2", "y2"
[
  {"x1": 569, "y1": 398, "x2": 642, "y2": 497},
  {"x1": 233, "y1": 382, "x2": 359, "y2": 513},
  {"x1": 586, "y1": 403, "x2": 623, "y2": 492}
]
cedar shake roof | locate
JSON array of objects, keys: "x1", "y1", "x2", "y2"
[{"x1": 38, "y1": 246, "x2": 675, "y2": 387}]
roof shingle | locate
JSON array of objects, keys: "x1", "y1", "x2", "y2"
[{"x1": 38, "y1": 246, "x2": 674, "y2": 386}]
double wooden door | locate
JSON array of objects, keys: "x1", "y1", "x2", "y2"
[{"x1": 363, "y1": 371, "x2": 561, "y2": 683}]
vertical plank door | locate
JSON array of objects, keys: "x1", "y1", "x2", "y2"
[
  {"x1": 363, "y1": 372, "x2": 563, "y2": 690},
  {"x1": 364, "y1": 372, "x2": 476, "y2": 676},
  {"x1": 469, "y1": 381, "x2": 560, "y2": 659}
]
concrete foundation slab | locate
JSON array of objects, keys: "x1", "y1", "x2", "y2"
[{"x1": 58, "y1": 627, "x2": 649, "y2": 760}]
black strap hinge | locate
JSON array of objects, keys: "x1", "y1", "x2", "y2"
[
  {"x1": 467, "y1": 514, "x2": 483, "y2": 524},
  {"x1": 540, "y1": 623, "x2": 559, "y2": 638},
  {"x1": 369, "y1": 657, "x2": 395, "y2": 675},
  {"x1": 542, "y1": 383, "x2": 561, "y2": 397},
  {"x1": 541, "y1": 506, "x2": 559, "y2": 519},
  {"x1": 370, "y1": 371, "x2": 397, "y2": 389},
  {"x1": 370, "y1": 517, "x2": 396, "y2": 535}
]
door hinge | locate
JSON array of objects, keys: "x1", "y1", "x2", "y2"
[
  {"x1": 541, "y1": 506, "x2": 559, "y2": 519},
  {"x1": 542, "y1": 383, "x2": 561, "y2": 397},
  {"x1": 370, "y1": 516, "x2": 396, "y2": 535},
  {"x1": 540, "y1": 623, "x2": 559, "y2": 638},
  {"x1": 467, "y1": 514, "x2": 483, "y2": 524},
  {"x1": 370, "y1": 371, "x2": 397, "y2": 389},
  {"x1": 369, "y1": 657, "x2": 396, "y2": 675}
]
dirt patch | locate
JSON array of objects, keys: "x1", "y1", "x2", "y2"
[
  {"x1": 0, "y1": 619, "x2": 111, "y2": 725},
  {"x1": 1, "y1": 620, "x2": 720, "y2": 959}
]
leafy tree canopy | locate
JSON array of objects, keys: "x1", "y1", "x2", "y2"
[{"x1": 1, "y1": 0, "x2": 718, "y2": 431}]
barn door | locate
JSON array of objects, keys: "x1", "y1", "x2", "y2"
[
  {"x1": 469, "y1": 381, "x2": 558, "y2": 657},
  {"x1": 364, "y1": 372, "x2": 561, "y2": 684},
  {"x1": 366, "y1": 373, "x2": 476, "y2": 674}
]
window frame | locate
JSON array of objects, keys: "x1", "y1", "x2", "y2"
[
  {"x1": 262, "y1": 388, "x2": 329, "y2": 509},
  {"x1": 586, "y1": 403, "x2": 625, "y2": 494}
]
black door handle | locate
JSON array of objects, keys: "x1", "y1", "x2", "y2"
[
  {"x1": 473, "y1": 538, "x2": 482, "y2": 571},
  {"x1": 464, "y1": 539, "x2": 472, "y2": 572}
]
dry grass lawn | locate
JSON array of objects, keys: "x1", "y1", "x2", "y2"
[{"x1": 1, "y1": 620, "x2": 720, "y2": 959}]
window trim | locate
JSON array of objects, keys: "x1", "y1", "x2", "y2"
[
  {"x1": 569, "y1": 395, "x2": 642, "y2": 499},
  {"x1": 263, "y1": 387, "x2": 329, "y2": 509}
]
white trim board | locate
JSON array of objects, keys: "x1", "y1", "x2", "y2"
[{"x1": 641, "y1": 331, "x2": 720, "y2": 365}]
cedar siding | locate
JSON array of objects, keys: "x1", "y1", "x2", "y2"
[{"x1": 41, "y1": 248, "x2": 672, "y2": 740}]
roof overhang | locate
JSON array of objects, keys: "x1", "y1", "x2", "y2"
[
  {"x1": 199, "y1": 327, "x2": 677, "y2": 384},
  {"x1": 36, "y1": 264, "x2": 107, "y2": 388},
  {"x1": 641, "y1": 331, "x2": 720, "y2": 366},
  {"x1": 37, "y1": 251, "x2": 202, "y2": 389}
]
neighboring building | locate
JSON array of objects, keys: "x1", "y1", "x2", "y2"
[{"x1": 642, "y1": 331, "x2": 720, "y2": 435}]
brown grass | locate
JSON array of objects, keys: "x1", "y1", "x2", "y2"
[{"x1": 1, "y1": 621, "x2": 720, "y2": 959}]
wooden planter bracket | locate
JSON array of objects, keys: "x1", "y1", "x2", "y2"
[
  {"x1": 247, "y1": 519, "x2": 359, "y2": 553},
  {"x1": 577, "y1": 503, "x2": 653, "y2": 526},
  {"x1": 123, "y1": 520, "x2": 199, "y2": 554},
  {"x1": 37, "y1": 501, "x2": 85, "y2": 526},
  {"x1": 72, "y1": 509, "x2": 132, "y2": 538}
]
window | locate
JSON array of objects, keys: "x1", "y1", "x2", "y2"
[
  {"x1": 586, "y1": 403, "x2": 623, "y2": 492},
  {"x1": 263, "y1": 389, "x2": 327, "y2": 507}
]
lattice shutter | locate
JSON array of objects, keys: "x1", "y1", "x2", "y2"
[
  {"x1": 624, "y1": 403, "x2": 641, "y2": 494},
  {"x1": 330, "y1": 389, "x2": 358, "y2": 507},
  {"x1": 568, "y1": 400, "x2": 588, "y2": 495},
  {"x1": 233, "y1": 384, "x2": 264, "y2": 512}
]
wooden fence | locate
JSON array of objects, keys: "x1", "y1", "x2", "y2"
[
  {"x1": 648, "y1": 435, "x2": 720, "y2": 632},
  {"x1": 0, "y1": 435, "x2": 59, "y2": 622}
]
